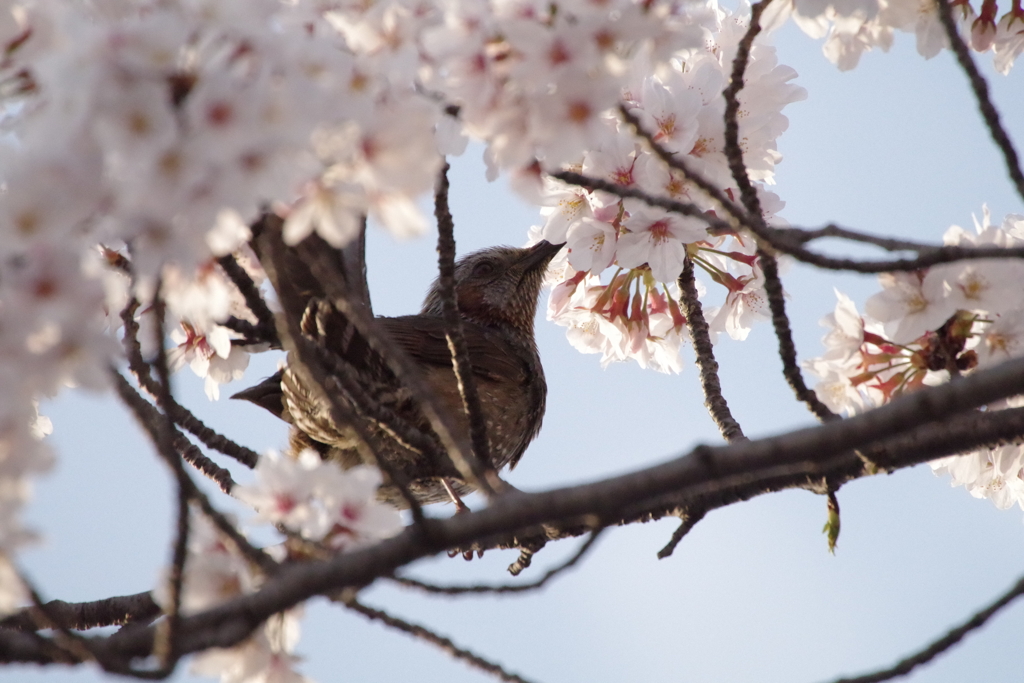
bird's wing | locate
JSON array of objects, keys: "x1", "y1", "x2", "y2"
[{"x1": 377, "y1": 315, "x2": 529, "y2": 385}]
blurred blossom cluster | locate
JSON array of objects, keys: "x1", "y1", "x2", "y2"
[
  {"x1": 235, "y1": 450, "x2": 403, "y2": 550},
  {"x1": 806, "y1": 209, "x2": 1024, "y2": 510}
]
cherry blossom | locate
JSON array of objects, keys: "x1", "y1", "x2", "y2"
[{"x1": 808, "y1": 209, "x2": 1024, "y2": 511}]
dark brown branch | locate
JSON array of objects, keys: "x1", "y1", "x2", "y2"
[
  {"x1": 110, "y1": 370, "x2": 278, "y2": 574},
  {"x1": 295, "y1": 334, "x2": 429, "y2": 523},
  {"x1": 148, "y1": 286, "x2": 190, "y2": 672},
  {"x1": 111, "y1": 369, "x2": 236, "y2": 494},
  {"x1": 722, "y1": 0, "x2": 772, "y2": 221},
  {"x1": 45, "y1": 359, "x2": 1024, "y2": 663},
  {"x1": 10, "y1": 361, "x2": 1024, "y2": 667},
  {"x1": 657, "y1": 508, "x2": 707, "y2": 559},
  {"x1": 934, "y1": 0, "x2": 1024, "y2": 204},
  {"x1": 391, "y1": 528, "x2": 603, "y2": 595},
  {"x1": 19, "y1": 581, "x2": 94, "y2": 664},
  {"x1": 433, "y1": 161, "x2": 498, "y2": 495},
  {"x1": 0, "y1": 592, "x2": 161, "y2": 632},
  {"x1": 340, "y1": 595, "x2": 539, "y2": 683},
  {"x1": 778, "y1": 224, "x2": 953, "y2": 253},
  {"x1": 251, "y1": 221, "x2": 427, "y2": 520},
  {"x1": 216, "y1": 254, "x2": 280, "y2": 346},
  {"x1": 824, "y1": 570, "x2": 1024, "y2": 683},
  {"x1": 759, "y1": 249, "x2": 839, "y2": 422},
  {"x1": 678, "y1": 258, "x2": 746, "y2": 442},
  {"x1": 553, "y1": 171, "x2": 1024, "y2": 273},
  {"x1": 219, "y1": 315, "x2": 272, "y2": 347},
  {"x1": 719, "y1": 0, "x2": 834, "y2": 422},
  {"x1": 119, "y1": 297, "x2": 259, "y2": 469}
]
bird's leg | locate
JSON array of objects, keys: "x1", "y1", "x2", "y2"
[
  {"x1": 441, "y1": 479, "x2": 485, "y2": 560},
  {"x1": 441, "y1": 478, "x2": 471, "y2": 514}
]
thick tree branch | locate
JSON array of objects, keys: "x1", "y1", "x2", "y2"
[
  {"x1": 7, "y1": 356, "x2": 1024, "y2": 666},
  {"x1": 149, "y1": 286, "x2": 193, "y2": 673},
  {"x1": 0, "y1": 592, "x2": 161, "y2": 632}
]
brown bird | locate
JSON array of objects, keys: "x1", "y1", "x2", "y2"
[{"x1": 233, "y1": 240, "x2": 563, "y2": 508}]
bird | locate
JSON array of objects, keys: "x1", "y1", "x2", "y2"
[{"x1": 232, "y1": 239, "x2": 564, "y2": 508}]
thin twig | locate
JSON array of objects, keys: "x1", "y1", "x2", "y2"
[
  {"x1": 552, "y1": 171, "x2": 1024, "y2": 273},
  {"x1": 718, "y1": 2, "x2": 836, "y2": 422},
  {"x1": 149, "y1": 285, "x2": 189, "y2": 672},
  {"x1": 391, "y1": 529, "x2": 603, "y2": 595},
  {"x1": 219, "y1": 315, "x2": 272, "y2": 346},
  {"x1": 823, "y1": 570, "x2": 1024, "y2": 683},
  {"x1": 759, "y1": 249, "x2": 839, "y2": 421},
  {"x1": 216, "y1": 254, "x2": 280, "y2": 346},
  {"x1": 296, "y1": 334, "x2": 429, "y2": 524},
  {"x1": 678, "y1": 258, "x2": 746, "y2": 442},
  {"x1": 934, "y1": 0, "x2": 1024, "y2": 204},
  {"x1": 111, "y1": 369, "x2": 237, "y2": 493},
  {"x1": 119, "y1": 297, "x2": 260, "y2": 469},
  {"x1": 340, "y1": 595, "x2": 539, "y2": 683},
  {"x1": 618, "y1": 103, "x2": 749, "y2": 225},
  {"x1": 433, "y1": 161, "x2": 499, "y2": 496},
  {"x1": 296, "y1": 241, "x2": 487, "y2": 497},
  {"x1": 722, "y1": 0, "x2": 772, "y2": 221},
  {"x1": 110, "y1": 369, "x2": 278, "y2": 574},
  {"x1": 657, "y1": 508, "x2": 708, "y2": 559}
]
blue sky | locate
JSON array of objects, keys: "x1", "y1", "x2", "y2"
[{"x1": 14, "y1": 15, "x2": 1024, "y2": 683}]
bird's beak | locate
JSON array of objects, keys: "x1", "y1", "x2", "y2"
[{"x1": 519, "y1": 240, "x2": 565, "y2": 272}]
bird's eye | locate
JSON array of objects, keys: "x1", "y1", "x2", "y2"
[{"x1": 472, "y1": 260, "x2": 496, "y2": 277}]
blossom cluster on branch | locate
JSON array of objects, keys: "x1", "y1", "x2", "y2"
[
  {"x1": 766, "y1": 0, "x2": 1024, "y2": 71},
  {"x1": 807, "y1": 209, "x2": 1024, "y2": 509}
]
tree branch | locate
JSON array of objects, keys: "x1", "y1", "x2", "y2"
[
  {"x1": 390, "y1": 528, "x2": 603, "y2": 595},
  {"x1": 433, "y1": 161, "x2": 499, "y2": 496},
  {"x1": 934, "y1": 0, "x2": 1024, "y2": 204},
  {"x1": 759, "y1": 248, "x2": 839, "y2": 422},
  {"x1": 339, "y1": 595, "x2": 539, "y2": 683},
  {"x1": 119, "y1": 296, "x2": 259, "y2": 470},
  {"x1": 0, "y1": 592, "x2": 161, "y2": 632},
  {"x1": 7, "y1": 356, "x2": 1022, "y2": 666},
  {"x1": 216, "y1": 254, "x2": 280, "y2": 347},
  {"x1": 678, "y1": 258, "x2": 746, "y2": 441}
]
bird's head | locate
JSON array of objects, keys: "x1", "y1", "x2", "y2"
[{"x1": 421, "y1": 240, "x2": 564, "y2": 335}]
